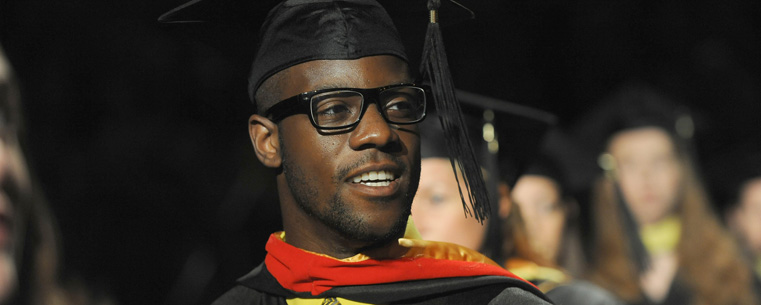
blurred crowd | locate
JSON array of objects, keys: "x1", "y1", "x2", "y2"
[
  {"x1": 4, "y1": 37, "x2": 761, "y2": 304},
  {"x1": 411, "y1": 83, "x2": 761, "y2": 305},
  {"x1": 1, "y1": 2, "x2": 761, "y2": 305}
]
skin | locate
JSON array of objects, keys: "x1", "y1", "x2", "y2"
[
  {"x1": 511, "y1": 175, "x2": 565, "y2": 264},
  {"x1": 608, "y1": 127, "x2": 683, "y2": 302},
  {"x1": 608, "y1": 127, "x2": 683, "y2": 226},
  {"x1": 249, "y1": 55, "x2": 420, "y2": 259},
  {"x1": 411, "y1": 158, "x2": 486, "y2": 250},
  {"x1": 730, "y1": 178, "x2": 761, "y2": 256}
]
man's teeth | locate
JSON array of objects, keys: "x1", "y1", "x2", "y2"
[
  {"x1": 362, "y1": 181, "x2": 391, "y2": 187},
  {"x1": 352, "y1": 170, "x2": 395, "y2": 185}
]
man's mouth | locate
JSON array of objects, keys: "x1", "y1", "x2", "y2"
[{"x1": 350, "y1": 170, "x2": 396, "y2": 187}]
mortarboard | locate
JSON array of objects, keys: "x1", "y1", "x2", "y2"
[
  {"x1": 421, "y1": 89, "x2": 557, "y2": 187},
  {"x1": 158, "y1": 0, "x2": 475, "y2": 102},
  {"x1": 420, "y1": 89, "x2": 556, "y2": 260},
  {"x1": 158, "y1": 0, "x2": 497, "y2": 221},
  {"x1": 521, "y1": 153, "x2": 568, "y2": 197},
  {"x1": 574, "y1": 82, "x2": 696, "y2": 163}
]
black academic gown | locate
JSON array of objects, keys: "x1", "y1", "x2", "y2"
[
  {"x1": 212, "y1": 263, "x2": 553, "y2": 304},
  {"x1": 212, "y1": 233, "x2": 552, "y2": 305}
]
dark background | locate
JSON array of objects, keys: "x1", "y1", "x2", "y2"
[{"x1": 1, "y1": 0, "x2": 760, "y2": 304}]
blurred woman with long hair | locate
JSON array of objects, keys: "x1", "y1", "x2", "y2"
[
  {"x1": 0, "y1": 43, "x2": 70, "y2": 305},
  {"x1": 510, "y1": 153, "x2": 587, "y2": 277},
  {"x1": 0, "y1": 44, "x2": 112, "y2": 305},
  {"x1": 586, "y1": 84, "x2": 757, "y2": 305}
]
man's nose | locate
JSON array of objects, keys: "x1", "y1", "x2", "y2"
[{"x1": 348, "y1": 104, "x2": 399, "y2": 150}]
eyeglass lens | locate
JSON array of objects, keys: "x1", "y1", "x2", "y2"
[{"x1": 310, "y1": 86, "x2": 425, "y2": 128}]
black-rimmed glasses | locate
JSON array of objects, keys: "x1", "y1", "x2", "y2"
[{"x1": 264, "y1": 83, "x2": 428, "y2": 130}]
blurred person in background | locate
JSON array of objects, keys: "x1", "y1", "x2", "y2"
[
  {"x1": 511, "y1": 153, "x2": 586, "y2": 277},
  {"x1": 0, "y1": 43, "x2": 64, "y2": 305},
  {"x1": 0, "y1": 45, "x2": 109, "y2": 305},
  {"x1": 725, "y1": 170, "x2": 761, "y2": 293},
  {"x1": 585, "y1": 83, "x2": 757, "y2": 305},
  {"x1": 706, "y1": 146, "x2": 761, "y2": 294},
  {"x1": 412, "y1": 91, "x2": 623, "y2": 304},
  {"x1": 412, "y1": 90, "x2": 555, "y2": 264}
]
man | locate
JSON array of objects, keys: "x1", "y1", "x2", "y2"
[{"x1": 161, "y1": 0, "x2": 551, "y2": 304}]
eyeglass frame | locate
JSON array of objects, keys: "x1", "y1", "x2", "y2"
[{"x1": 263, "y1": 83, "x2": 429, "y2": 130}]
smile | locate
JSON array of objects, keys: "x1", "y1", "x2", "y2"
[{"x1": 351, "y1": 170, "x2": 396, "y2": 187}]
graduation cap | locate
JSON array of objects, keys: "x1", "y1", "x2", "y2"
[
  {"x1": 574, "y1": 82, "x2": 696, "y2": 164},
  {"x1": 521, "y1": 153, "x2": 568, "y2": 197},
  {"x1": 420, "y1": 89, "x2": 556, "y2": 260},
  {"x1": 158, "y1": 0, "x2": 475, "y2": 109},
  {"x1": 158, "y1": 0, "x2": 496, "y2": 221},
  {"x1": 421, "y1": 89, "x2": 557, "y2": 187}
]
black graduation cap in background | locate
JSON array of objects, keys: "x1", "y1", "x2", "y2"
[
  {"x1": 521, "y1": 153, "x2": 568, "y2": 197},
  {"x1": 574, "y1": 82, "x2": 696, "y2": 161},
  {"x1": 420, "y1": 89, "x2": 556, "y2": 261},
  {"x1": 158, "y1": 0, "x2": 496, "y2": 221},
  {"x1": 421, "y1": 89, "x2": 557, "y2": 187}
]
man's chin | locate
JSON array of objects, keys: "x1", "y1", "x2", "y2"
[
  {"x1": 320, "y1": 193, "x2": 411, "y2": 247},
  {"x1": 350, "y1": 218, "x2": 407, "y2": 243},
  {"x1": 335, "y1": 211, "x2": 409, "y2": 247},
  {"x1": 352, "y1": 224, "x2": 407, "y2": 254}
]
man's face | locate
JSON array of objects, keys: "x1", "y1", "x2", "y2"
[{"x1": 274, "y1": 55, "x2": 420, "y2": 246}]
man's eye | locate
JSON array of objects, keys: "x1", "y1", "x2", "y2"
[
  {"x1": 387, "y1": 99, "x2": 413, "y2": 111},
  {"x1": 385, "y1": 96, "x2": 416, "y2": 116},
  {"x1": 315, "y1": 101, "x2": 352, "y2": 116}
]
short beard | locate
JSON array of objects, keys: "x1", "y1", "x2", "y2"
[{"x1": 279, "y1": 132, "x2": 411, "y2": 248}]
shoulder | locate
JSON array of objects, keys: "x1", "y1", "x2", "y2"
[
  {"x1": 211, "y1": 285, "x2": 286, "y2": 305},
  {"x1": 487, "y1": 286, "x2": 554, "y2": 305},
  {"x1": 545, "y1": 280, "x2": 624, "y2": 305},
  {"x1": 357, "y1": 275, "x2": 552, "y2": 304}
]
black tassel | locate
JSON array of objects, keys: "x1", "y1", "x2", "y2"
[{"x1": 419, "y1": 0, "x2": 490, "y2": 223}]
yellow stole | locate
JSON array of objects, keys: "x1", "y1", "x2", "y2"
[{"x1": 639, "y1": 215, "x2": 681, "y2": 255}]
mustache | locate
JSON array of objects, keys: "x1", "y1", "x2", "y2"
[{"x1": 334, "y1": 153, "x2": 408, "y2": 181}]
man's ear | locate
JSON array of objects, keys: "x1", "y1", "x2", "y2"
[
  {"x1": 249, "y1": 114, "x2": 282, "y2": 168},
  {"x1": 498, "y1": 182, "x2": 512, "y2": 220}
]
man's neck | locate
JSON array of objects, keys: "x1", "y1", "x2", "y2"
[{"x1": 281, "y1": 224, "x2": 408, "y2": 259}]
